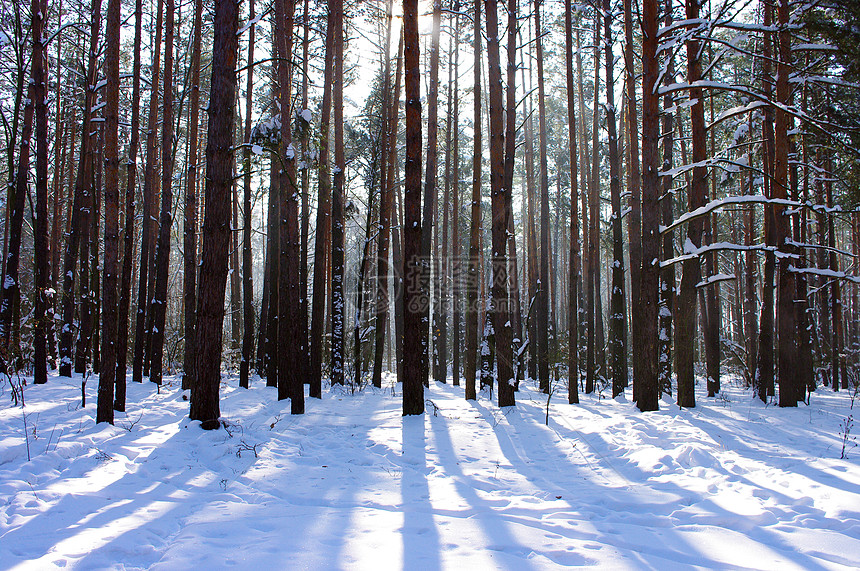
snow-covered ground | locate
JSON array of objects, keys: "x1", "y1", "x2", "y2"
[{"x1": 1, "y1": 371, "x2": 859, "y2": 569}]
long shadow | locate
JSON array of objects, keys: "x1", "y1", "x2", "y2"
[
  {"x1": 401, "y1": 415, "x2": 441, "y2": 569},
  {"x1": 1, "y1": 423, "x2": 221, "y2": 568},
  {"x1": 680, "y1": 405, "x2": 860, "y2": 496},
  {"x1": 426, "y1": 403, "x2": 598, "y2": 568},
  {"x1": 569, "y1": 419, "x2": 845, "y2": 570},
  {"x1": 463, "y1": 384, "x2": 846, "y2": 569},
  {"x1": 0, "y1": 382, "x2": 370, "y2": 569}
]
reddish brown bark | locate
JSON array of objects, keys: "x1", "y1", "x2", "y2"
[{"x1": 190, "y1": 0, "x2": 240, "y2": 428}]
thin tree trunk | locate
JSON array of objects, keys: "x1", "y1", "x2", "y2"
[
  {"x1": 743, "y1": 128, "x2": 758, "y2": 386},
  {"x1": 464, "y1": 0, "x2": 482, "y2": 401},
  {"x1": 675, "y1": 0, "x2": 709, "y2": 408},
  {"x1": 149, "y1": 0, "x2": 176, "y2": 386},
  {"x1": 756, "y1": 0, "x2": 776, "y2": 401},
  {"x1": 182, "y1": 0, "x2": 203, "y2": 390},
  {"x1": 450, "y1": 8, "x2": 461, "y2": 387},
  {"x1": 576, "y1": 21, "x2": 588, "y2": 385},
  {"x1": 418, "y1": 0, "x2": 442, "y2": 390},
  {"x1": 90, "y1": 129, "x2": 103, "y2": 373},
  {"x1": 402, "y1": 0, "x2": 424, "y2": 414},
  {"x1": 585, "y1": 12, "x2": 600, "y2": 394},
  {"x1": 658, "y1": 3, "x2": 676, "y2": 395},
  {"x1": 230, "y1": 178, "x2": 242, "y2": 363},
  {"x1": 97, "y1": 0, "x2": 121, "y2": 422},
  {"x1": 522, "y1": 37, "x2": 538, "y2": 383},
  {"x1": 486, "y1": 0, "x2": 514, "y2": 406},
  {"x1": 635, "y1": 0, "x2": 661, "y2": 411},
  {"x1": 239, "y1": 0, "x2": 256, "y2": 389},
  {"x1": 372, "y1": 25, "x2": 402, "y2": 389},
  {"x1": 330, "y1": 0, "x2": 346, "y2": 387},
  {"x1": 309, "y1": 0, "x2": 337, "y2": 398},
  {"x1": 74, "y1": 122, "x2": 94, "y2": 375},
  {"x1": 115, "y1": 0, "x2": 143, "y2": 408},
  {"x1": 505, "y1": 0, "x2": 523, "y2": 385},
  {"x1": 133, "y1": 0, "x2": 163, "y2": 383},
  {"x1": 32, "y1": 0, "x2": 50, "y2": 384},
  {"x1": 1, "y1": 88, "x2": 33, "y2": 369},
  {"x1": 58, "y1": 0, "x2": 103, "y2": 377},
  {"x1": 264, "y1": 157, "x2": 279, "y2": 386},
  {"x1": 299, "y1": 0, "x2": 311, "y2": 382},
  {"x1": 535, "y1": 0, "x2": 550, "y2": 395},
  {"x1": 604, "y1": 0, "x2": 628, "y2": 397},
  {"x1": 564, "y1": 0, "x2": 579, "y2": 403},
  {"x1": 624, "y1": 0, "x2": 641, "y2": 387},
  {"x1": 826, "y1": 156, "x2": 844, "y2": 390},
  {"x1": 438, "y1": 11, "x2": 454, "y2": 383}
]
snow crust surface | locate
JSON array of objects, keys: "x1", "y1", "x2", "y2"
[{"x1": 1, "y1": 373, "x2": 859, "y2": 569}]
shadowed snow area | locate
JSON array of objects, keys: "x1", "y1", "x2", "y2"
[{"x1": 1, "y1": 373, "x2": 859, "y2": 569}]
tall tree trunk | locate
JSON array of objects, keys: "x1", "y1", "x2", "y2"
[
  {"x1": 585, "y1": 12, "x2": 600, "y2": 394},
  {"x1": 624, "y1": 0, "x2": 641, "y2": 387},
  {"x1": 133, "y1": 0, "x2": 163, "y2": 383},
  {"x1": 402, "y1": 0, "x2": 424, "y2": 414},
  {"x1": 675, "y1": 0, "x2": 708, "y2": 408},
  {"x1": 575, "y1": 21, "x2": 588, "y2": 385},
  {"x1": 464, "y1": 0, "x2": 482, "y2": 401},
  {"x1": 32, "y1": 0, "x2": 50, "y2": 384},
  {"x1": 486, "y1": 0, "x2": 514, "y2": 406},
  {"x1": 115, "y1": 0, "x2": 144, "y2": 408},
  {"x1": 372, "y1": 25, "x2": 402, "y2": 389},
  {"x1": 438, "y1": 17, "x2": 454, "y2": 384},
  {"x1": 149, "y1": 0, "x2": 175, "y2": 386},
  {"x1": 264, "y1": 158, "x2": 279, "y2": 386},
  {"x1": 743, "y1": 128, "x2": 758, "y2": 386},
  {"x1": 604, "y1": 0, "x2": 628, "y2": 397},
  {"x1": 182, "y1": 0, "x2": 203, "y2": 390},
  {"x1": 450, "y1": 8, "x2": 461, "y2": 387},
  {"x1": 522, "y1": 38, "x2": 538, "y2": 383},
  {"x1": 658, "y1": 0, "x2": 676, "y2": 395},
  {"x1": 97, "y1": 0, "x2": 121, "y2": 422},
  {"x1": 535, "y1": 0, "x2": 551, "y2": 395},
  {"x1": 190, "y1": 0, "x2": 240, "y2": 428},
  {"x1": 274, "y1": 0, "x2": 303, "y2": 412},
  {"x1": 704, "y1": 86, "x2": 720, "y2": 397},
  {"x1": 58, "y1": 0, "x2": 103, "y2": 378},
  {"x1": 230, "y1": 182, "x2": 242, "y2": 362},
  {"x1": 330, "y1": 0, "x2": 346, "y2": 387},
  {"x1": 419, "y1": 0, "x2": 442, "y2": 389},
  {"x1": 239, "y1": 0, "x2": 256, "y2": 389},
  {"x1": 792, "y1": 135, "x2": 813, "y2": 398},
  {"x1": 774, "y1": 0, "x2": 798, "y2": 406},
  {"x1": 634, "y1": 0, "x2": 660, "y2": 412},
  {"x1": 505, "y1": 0, "x2": 523, "y2": 385},
  {"x1": 90, "y1": 129, "x2": 103, "y2": 373},
  {"x1": 756, "y1": 0, "x2": 776, "y2": 402},
  {"x1": 1, "y1": 90, "x2": 33, "y2": 369},
  {"x1": 299, "y1": 0, "x2": 311, "y2": 383},
  {"x1": 826, "y1": 157, "x2": 845, "y2": 390},
  {"x1": 74, "y1": 123, "x2": 95, "y2": 374},
  {"x1": 564, "y1": 0, "x2": 579, "y2": 404},
  {"x1": 309, "y1": 0, "x2": 337, "y2": 398}
]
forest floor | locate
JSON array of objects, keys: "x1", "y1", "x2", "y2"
[{"x1": 1, "y1": 369, "x2": 859, "y2": 569}]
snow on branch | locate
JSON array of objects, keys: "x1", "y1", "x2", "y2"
[
  {"x1": 696, "y1": 273, "x2": 736, "y2": 288},
  {"x1": 788, "y1": 266, "x2": 860, "y2": 284},
  {"x1": 661, "y1": 195, "x2": 802, "y2": 235},
  {"x1": 661, "y1": 242, "x2": 776, "y2": 268}
]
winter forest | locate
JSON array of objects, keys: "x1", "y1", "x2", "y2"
[{"x1": 1, "y1": 0, "x2": 860, "y2": 566}]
